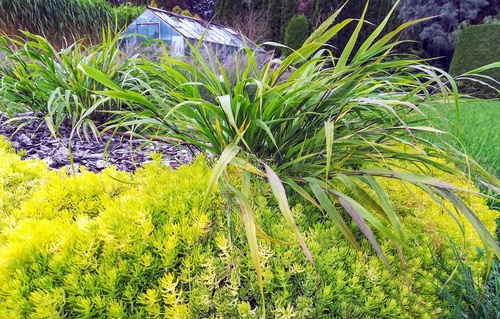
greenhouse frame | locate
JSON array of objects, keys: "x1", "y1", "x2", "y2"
[{"x1": 122, "y1": 7, "x2": 260, "y2": 57}]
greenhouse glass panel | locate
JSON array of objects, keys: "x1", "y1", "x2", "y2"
[
  {"x1": 136, "y1": 23, "x2": 159, "y2": 39},
  {"x1": 126, "y1": 23, "x2": 136, "y2": 33},
  {"x1": 160, "y1": 22, "x2": 172, "y2": 41},
  {"x1": 224, "y1": 27, "x2": 237, "y2": 35},
  {"x1": 161, "y1": 14, "x2": 180, "y2": 28},
  {"x1": 148, "y1": 24, "x2": 159, "y2": 39},
  {"x1": 135, "y1": 10, "x2": 158, "y2": 24},
  {"x1": 137, "y1": 24, "x2": 147, "y2": 36},
  {"x1": 209, "y1": 27, "x2": 236, "y2": 46},
  {"x1": 177, "y1": 20, "x2": 201, "y2": 39}
]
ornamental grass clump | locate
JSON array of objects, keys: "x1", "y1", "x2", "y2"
[
  {"x1": 78, "y1": 0, "x2": 500, "y2": 297},
  {"x1": 0, "y1": 30, "x2": 133, "y2": 138},
  {"x1": 0, "y1": 138, "x2": 497, "y2": 317}
]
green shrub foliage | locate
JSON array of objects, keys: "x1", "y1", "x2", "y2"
[
  {"x1": 284, "y1": 14, "x2": 309, "y2": 55},
  {"x1": 0, "y1": 139, "x2": 49, "y2": 216},
  {"x1": 0, "y1": 138, "x2": 497, "y2": 318},
  {"x1": 449, "y1": 24, "x2": 500, "y2": 97}
]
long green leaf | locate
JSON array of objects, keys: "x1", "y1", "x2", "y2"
[
  {"x1": 309, "y1": 182, "x2": 361, "y2": 250},
  {"x1": 462, "y1": 61, "x2": 500, "y2": 75},
  {"x1": 334, "y1": 1, "x2": 369, "y2": 75},
  {"x1": 78, "y1": 63, "x2": 123, "y2": 91},
  {"x1": 334, "y1": 191, "x2": 390, "y2": 267},
  {"x1": 94, "y1": 90, "x2": 156, "y2": 110},
  {"x1": 361, "y1": 175, "x2": 405, "y2": 243},
  {"x1": 303, "y1": 1, "x2": 347, "y2": 46},
  {"x1": 334, "y1": 174, "x2": 387, "y2": 219},
  {"x1": 325, "y1": 121, "x2": 334, "y2": 179},
  {"x1": 437, "y1": 188, "x2": 500, "y2": 261},
  {"x1": 201, "y1": 143, "x2": 240, "y2": 210},
  {"x1": 283, "y1": 177, "x2": 322, "y2": 211},
  {"x1": 254, "y1": 119, "x2": 280, "y2": 151},
  {"x1": 265, "y1": 165, "x2": 317, "y2": 270},
  {"x1": 353, "y1": 0, "x2": 400, "y2": 61},
  {"x1": 226, "y1": 182, "x2": 265, "y2": 316},
  {"x1": 351, "y1": 169, "x2": 481, "y2": 194}
]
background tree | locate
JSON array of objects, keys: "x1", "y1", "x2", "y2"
[
  {"x1": 280, "y1": 0, "x2": 299, "y2": 42},
  {"x1": 171, "y1": 5, "x2": 200, "y2": 17},
  {"x1": 106, "y1": 0, "x2": 124, "y2": 5},
  {"x1": 449, "y1": 23, "x2": 500, "y2": 97},
  {"x1": 251, "y1": 0, "x2": 269, "y2": 11},
  {"x1": 311, "y1": 0, "x2": 340, "y2": 29},
  {"x1": 266, "y1": 0, "x2": 282, "y2": 42},
  {"x1": 189, "y1": 0, "x2": 215, "y2": 19},
  {"x1": 106, "y1": 0, "x2": 215, "y2": 19},
  {"x1": 298, "y1": 0, "x2": 313, "y2": 17},
  {"x1": 397, "y1": 0, "x2": 498, "y2": 69},
  {"x1": 213, "y1": 0, "x2": 269, "y2": 43},
  {"x1": 284, "y1": 14, "x2": 308, "y2": 54},
  {"x1": 123, "y1": 0, "x2": 185, "y2": 8},
  {"x1": 214, "y1": 0, "x2": 228, "y2": 21},
  {"x1": 220, "y1": 0, "x2": 399, "y2": 53},
  {"x1": 215, "y1": 0, "x2": 248, "y2": 24},
  {"x1": 231, "y1": 10, "x2": 269, "y2": 43},
  {"x1": 311, "y1": 0, "x2": 397, "y2": 57}
]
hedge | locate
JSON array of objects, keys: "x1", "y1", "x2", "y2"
[
  {"x1": 0, "y1": 137, "x2": 497, "y2": 318},
  {"x1": 450, "y1": 24, "x2": 500, "y2": 97}
]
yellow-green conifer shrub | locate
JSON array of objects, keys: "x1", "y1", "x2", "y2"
[{"x1": 0, "y1": 139, "x2": 497, "y2": 318}]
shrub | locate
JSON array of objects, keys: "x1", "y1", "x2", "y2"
[
  {"x1": 284, "y1": 14, "x2": 309, "y2": 55},
  {"x1": 0, "y1": 138, "x2": 49, "y2": 216},
  {"x1": 0, "y1": 138, "x2": 498, "y2": 318},
  {"x1": 449, "y1": 24, "x2": 500, "y2": 78},
  {"x1": 449, "y1": 24, "x2": 500, "y2": 98}
]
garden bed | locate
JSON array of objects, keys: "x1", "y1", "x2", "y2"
[
  {"x1": 0, "y1": 139, "x2": 496, "y2": 318},
  {"x1": 0, "y1": 112, "x2": 200, "y2": 173}
]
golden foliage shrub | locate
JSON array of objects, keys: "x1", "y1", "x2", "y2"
[{"x1": 0, "y1": 137, "x2": 497, "y2": 318}]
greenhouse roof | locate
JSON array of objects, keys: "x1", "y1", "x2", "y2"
[{"x1": 144, "y1": 7, "x2": 259, "y2": 50}]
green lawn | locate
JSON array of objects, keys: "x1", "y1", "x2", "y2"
[{"x1": 424, "y1": 100, "x2": 500, "y2": 176}]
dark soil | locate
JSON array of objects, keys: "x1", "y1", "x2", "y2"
[{"x1": 0, "y1": 113, "x2": 202, "y2": 173}]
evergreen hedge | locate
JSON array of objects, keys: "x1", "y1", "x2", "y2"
[
  {"x1": 0, "y1": 137, "x2": 497, "y2": 318},
  {"x1": 450, "y1": 24, "x2": 500, "y2": 97}
]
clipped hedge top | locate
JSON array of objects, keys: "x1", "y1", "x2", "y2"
[
  {"x1": 450, "y1": 23, "x2": 500, "y2": 79},
  {"x1": 0, "y1": 137, "x2": 497, "y2": 318}
]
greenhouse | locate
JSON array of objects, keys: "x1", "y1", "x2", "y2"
[{"x1": 122, "y1": 6, "x2": 259, "y2": 57}]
